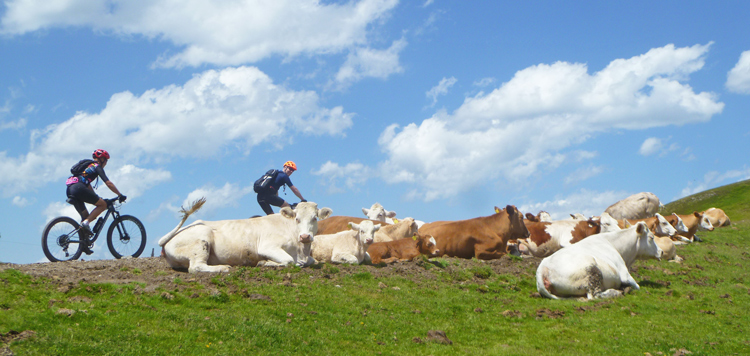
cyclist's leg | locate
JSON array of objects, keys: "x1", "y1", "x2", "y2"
[
  {"x1": 257, "y1": 193, "x2": 275, "y2": 215},
  {"x1": 86, "y1": 198, "x2": 107, "y2": 224},
  {"x1": 66, "y1": 183, "x2": 90, "y2": 220}
]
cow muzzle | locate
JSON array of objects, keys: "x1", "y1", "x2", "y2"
[{"x1": 299, "y1": 234, "x2": 313, "y2": 243}]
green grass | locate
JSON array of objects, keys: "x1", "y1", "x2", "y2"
[{"x1": 2, "y1": 180, "x2": 750, "y2": 355}]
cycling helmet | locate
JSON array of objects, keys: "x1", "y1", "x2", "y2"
[
  {"x1": 283, "y1": 161, "x2": 297, "y2": 171},
  {"x1": 93, "y1": 149, "x2": 110, "y2": 160}
]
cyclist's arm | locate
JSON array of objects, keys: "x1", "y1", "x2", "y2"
[
  {"x1": 290, "y1": 185, "x2": 304, "y2": 201},
  {"x1": 105, "y1": 180, "x2": 123, "y2": 197}
]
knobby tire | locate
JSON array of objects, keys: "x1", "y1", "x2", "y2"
[
  {"x1": 42, "y1": 216, "x2": 83, "y2": 262},
  {"x1": 106, "y1": 215, "x2": 147, "y2": 259}
]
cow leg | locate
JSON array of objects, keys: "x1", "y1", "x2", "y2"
[
  {"x1": 332, "y1": 253, "x2": 361, "y2": 264},
  {"x1": 257, "y1": 249, "x2": 295, "y2": 267},
  {"x1": 163, "y1": 225, "x2": 230, "y2": 273}
]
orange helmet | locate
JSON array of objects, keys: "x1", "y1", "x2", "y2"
[{"x1": 283, "y1": 161, "x2": 297, "y2": 171}]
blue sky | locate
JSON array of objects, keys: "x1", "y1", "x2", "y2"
[{"x1": 1, "y1": 0, "x2": 749, "y2": 264}]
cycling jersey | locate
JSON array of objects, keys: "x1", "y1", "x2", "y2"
[{"x1": 66, "y1": 162, "x2": 110, "y2": 186}]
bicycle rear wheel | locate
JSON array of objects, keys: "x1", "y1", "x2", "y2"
[
  {"x1": 107, "y1": 215, "x2": 147, "y2": 259},
  {"x1": 42, "y1": 216, "x2": 84, "y2": 262}
]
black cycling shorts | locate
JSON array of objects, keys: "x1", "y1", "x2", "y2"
[
  {"x1": 257, "y1": 192, "x2": 285, "y2": 215},
  {"x1": 66, "y1": 182, "x2": 100, "y2": 212}
]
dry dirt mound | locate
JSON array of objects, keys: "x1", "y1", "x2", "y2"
[{"x1": 0, "y1": 255, "x2": 541, "y2": 291}]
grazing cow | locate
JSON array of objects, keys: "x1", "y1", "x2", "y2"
[
  {"x1": 159, "y1": 199, "x2": 332, "y2": 273},
  {"x1": 312, "y1": 220, "x2": 379, "y2": 264},
  {"x1": 702, "y1": 208, "x2": 731, "y2": 227},
  {"x1": 418, "y1": 205, "x2": 529, "y2": 260},
  {"x1": 317, "y1": 216, "x2": 387, "y2": 235},
  {"x1": 367, "y1": 234, "x2": 440, "y2": 264},
  {"x1": 605, "y1": 192, "x2": 661, "y2": 220},
  {"x1": 536, "y1": 222, "x2": 663, "y2": 300},
  {"x1": 673, "y1": 212, "x2": 714, "y2": 243},
  {"x1": 518, "y1": 218, "x2": 602, "y2": 258}
]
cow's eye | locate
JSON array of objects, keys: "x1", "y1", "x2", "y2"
[{"x1": 296, "y1": 218, "x2": 300, "y2": 223}]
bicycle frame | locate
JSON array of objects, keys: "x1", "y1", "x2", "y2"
[{"x1": 86, "y1": 198, "x2": 121, "y2": 244}]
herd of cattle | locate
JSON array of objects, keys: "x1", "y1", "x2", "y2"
[{"x1": 157, "y1": 192, "x2": 731, "y2": 300}]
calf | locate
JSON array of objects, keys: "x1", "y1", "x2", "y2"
[
  {"x1": 312, "y1": 220, "x2": 379, "y2": 264},
  {"x1": 536, "y1": 222, "x2": 663, "y2": 300},
  {"x1": 367, "y1": 234, "x2": 440, "y2": 264}
]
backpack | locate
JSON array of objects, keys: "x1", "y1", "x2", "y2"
[
  {"x1": 253, "y1": 169, "x2": 279, "y2": 193},
  {"x1": 70, "y1": 159, "x2": 95, "y2": 176}
]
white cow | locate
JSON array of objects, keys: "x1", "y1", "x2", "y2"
[
  {"x1": 536, "y1": 221, "x2": 663, "y2": 300},
  {"x1": 363, "y1": 202, "x2": 426, "y2": 229},
  {"x1": 312, "y1": 220, "x2": 379, "y2": 264},
  {"x1": 620, "y1": 215, "x2": 682, "y2": 262},
  {"x1": 605, "y1": 192, "x2": 662, "y2": 220},
  {"x1": 159, "y1": 199, "x2": 332, "y2": 273}
]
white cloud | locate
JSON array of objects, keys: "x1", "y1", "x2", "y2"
[
  {"x1": 332, "y1": 38, "x2": 407, "y2": 90},
  {"x1": 0, "y1": 66, "x2": 354, "y2": 197},
  {"x1": 183, "y1": 183, "x2": 254, "y2": 218},
  {"x1": 12, "y1": 196, "x2": 31, "y2": 207},
  {"x1": 426, "y1": 77, "x2": 457, "y2": 107},
  {"x1": 564, "y1": 165, "x2": 604, "y2": 185},
  {"x1": 678, "y1": 166, "x2": 750, "y2": 199},
  {"x1": 520, "y1": 189, "x2": 629, "y2": 220},
  {"x1": 1, "y1": 0, "x2": 399, "y2": 69},
  {"x1": 43, "y1": 201, "x2": 80, "y2": 223},
  {"x1": 473, "y1": 77, "x2": 495, "y2": 87},
  {"x1": 102, "y1": 165, "x2": 172, "y2": 200},
  {"x1": 0, "y1": 118, "x2": 26, "y2": 131},
  {"x1": 726, "y1": 50, "x2": 750, "y2": 94},
  {"x1": 377, "y1": 43, "x2": 724, "y2": 201},
  {"x1": 639, "y1": 137, "x2": 663, "y2": 156},
  {"x1": 312, "y1": 160, "x2": 373, "y2": 194}
]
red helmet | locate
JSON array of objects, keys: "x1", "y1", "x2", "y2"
[
  {"x1": 283, "y1": 161, "x2": 297, "y2": 171},
  {"x1": 93, "y1": 149, "x2": 110, "y2": 160}
]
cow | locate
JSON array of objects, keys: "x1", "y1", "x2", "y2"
[
  {"x1": 616, "y1": 213, "x2": 678, "y2": 238},
  {"x1": 525, "y1": 211, "x2": 552, "y2": 222},
  {"x1": 418, "y1": 205, "x2": 529, "y2": 260},
  {"x1": 702, "y1": 208, "x2": 731, "y2": 227},
  {"x1": 158, "y1": 199, "x2": 332, "y2": 273},
  {"x1": 374, "y1": 217, "x2": 419, "y2": 243},
  {"x1": 619, "y1": 217, "x2": 682, "y2": 262},
  {"x1": 604, "y1": 192, "x2": 661, "y2": 220},
  {"x1": 317, "y1": 216, "x2": 387, "y2": 235},
  {"x1": 536, "y1": 221, "x2": 663, "y2": 300},
  {"x1": 311, "y1": 220, "x2": 379, "y2": 264},
  {"x1": 518, "y1": 218, "x2": 602, "y2": 258},
  {"x1": 363, "y1": 202, "x2": 426, "y2": 228},
  {"x1": 673, "y1": 211, "x2": 714, "y2": 243},
  {"x1": 317, "y1": 216, "x2": 418, "y2": 243},
  {"x1": 367, "y1": 234, "x2": 441, "y2": 264}
]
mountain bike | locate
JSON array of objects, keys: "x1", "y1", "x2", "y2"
[{"x1": 42, "y1": 197, "x2": 147, "y2": 262}]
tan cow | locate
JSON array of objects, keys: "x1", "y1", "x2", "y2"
[
  {"x1": 673, "y1": 211, "x2": 714, "y2": 243},
  {"x1": 418, "y1": 205, "x2": 529, "y2": 260},
  {"x1": 367, "y1": 234, "x2": 440, "y2": 264},
  {"x1": 158, "y1": 199, "x2": 332, "y2": 273},
  {"x1": 317, "y1": 216, "x2": 387, "y2": 235},
  {"x1": 702, "y1": 208, "x2": 730, "y2": 227},
  {"x1": 605, "y1": 192, "x2": 661, "y2": 220}
]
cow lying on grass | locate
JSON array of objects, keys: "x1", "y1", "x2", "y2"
[
  {"x1": 311, "y1": 220, "x2": 379, "y2": 264},
  {"x1": 159, "y1": 199, "x2": 332, "y2": 273},
  {"x1": 536, "y1": 221, "x2": 663, "y2": 300},
  {"x1": 367, "y1": 234, "x2": 440, "y2": 264}
]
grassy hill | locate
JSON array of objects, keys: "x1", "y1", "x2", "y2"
[{"x1": 660, "y1": 178, "x2": 750, "y2": 224}]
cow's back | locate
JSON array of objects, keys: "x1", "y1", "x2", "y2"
[
  {"x1": 605, "y1": 192, "x2": 660, "y2": 220},
  {"x1": 317, "y1": 216, "x2": 386, "y2": 235},
  {"x1": 205, "y1": 214, "x2": 297, "y2": 266}
]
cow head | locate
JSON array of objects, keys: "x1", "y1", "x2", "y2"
[
  {"x1": 598, "y1": 212, "x2": 620, "y2": 232},
  {"x1": 362, "y1": 203, "x2": 397, "y2": 222},
  {"x1": 694, "y1": 212, "x2": 714, "y2": 231},
  {"x1": 634, "y1": 221, "x2": 663, "y2": 261},
  {"x1": 348, "y1": 220, "x2": 380, "y2": 245},
  {"x1": 654, "y1": 213, "x2": 677, "y2": 236},
  {"x1": 281, "y1": 202, "x2": 333, "y2": 243},
  {"x1": 505, "y1": 205, "x2": 530, "y2": 240},
  {"x1": 416, "y1": 234, "x2": 440, "y2": 257},
  {"x1": 671, "y1": 213, "x2": 689, "y2": 233}
]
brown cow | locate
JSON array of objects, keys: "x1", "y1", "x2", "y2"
[
  {"x1": 367, "y1": 234, "x2": 440, "y2": 264},
  {"x1": 317, "y1": 216, "x2": 387, "y2": 235},
  {"x1": 317, "y1": 216, "x2": 418, "y2": 243},
  {"x1": 673, "y1": 212, "x2": 714, "y2": 243},
  {"x1": 418, "y1": 205, "x2": 529, "y2": 260}
]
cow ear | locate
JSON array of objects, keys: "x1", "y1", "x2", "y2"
[
  {"x1": 494, "y1": 206, "x2": 501, "y2": 214},
  {"x1": 623, "y1": 219, "x2": 632, "y2": 228},
  {"x1": 386, "y1": 210, "x2": 397, "y2": 218},
  {"x1": 636, "y1": 221, "x2": 648, "y2": 234},
  {"x1": 348, "y1": 222, "x2": 359, "y2": 230},
  {"x1": 373, "y1": 224, "x2": 381, "y2": 232},
  {"x1": 318, "y1": 207, "x2": 333, "y2": 220},
  {"x1": 362, "y1": 208, "x2": 369, "y2": 216},
  {"x1": 280, "y1": 207, "x2": 296, "y2": 219}
]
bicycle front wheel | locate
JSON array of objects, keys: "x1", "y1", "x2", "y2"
[
  {"x1": 42, "y1": 216, "x2": 83, "y2": 262},
  {"x1": 107, "y1": 215, "x2": 147, "y2": 259}
]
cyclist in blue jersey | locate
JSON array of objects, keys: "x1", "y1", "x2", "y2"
[
  {"x1": 256, "y1": 161, "x2": 306, "y2": 215},
  {"x1": 65, "y1": 149, "x2": 126, "y2": 253}
]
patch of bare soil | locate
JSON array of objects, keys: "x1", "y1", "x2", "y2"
[{"x1": 0, "y1": 255, "x2": 542, "y2": 293}]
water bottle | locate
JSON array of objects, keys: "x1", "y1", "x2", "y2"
[{"x1": 93, "y1": 217, "x2": 104, "y2": 233}]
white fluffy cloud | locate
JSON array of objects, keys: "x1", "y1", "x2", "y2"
[
  {"x1": 1, "y1": 0, "x2": 400, "y2": 69},
  {"x1": 678, "y1": 167, "x2": 750, "y2": 199},
  {"x1": 639, "y1": 137, "x2": 663, "y2": 156},
  {"x1": 377, "y1": 43, "x2": 725, "y2": 201},
  {"x1": 726, "y1": 50, "x2": 750, "y2": 94},
  {"x1": 312, "y1": 160, "x2": 373, "y2": 194},
  {"x1": 332, "y1": 38, "x2": 407, "y2": 90},
  {"x1": 183, "y1": 183, "x2": 254, "y2": 218},
  {"x1": 426, "y1": 77, "x2": 457, "y2": 107},
  {"x1": 0, "y1": 66, "x2": 354, "y2": 197}
]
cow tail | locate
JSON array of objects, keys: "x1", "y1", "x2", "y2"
[
  {"x1": 157, "y1": 197, "x2": 207, "y2": 247},
  {"x1": 536, "y1": 265, "x2": 560, "y2": 300}
]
